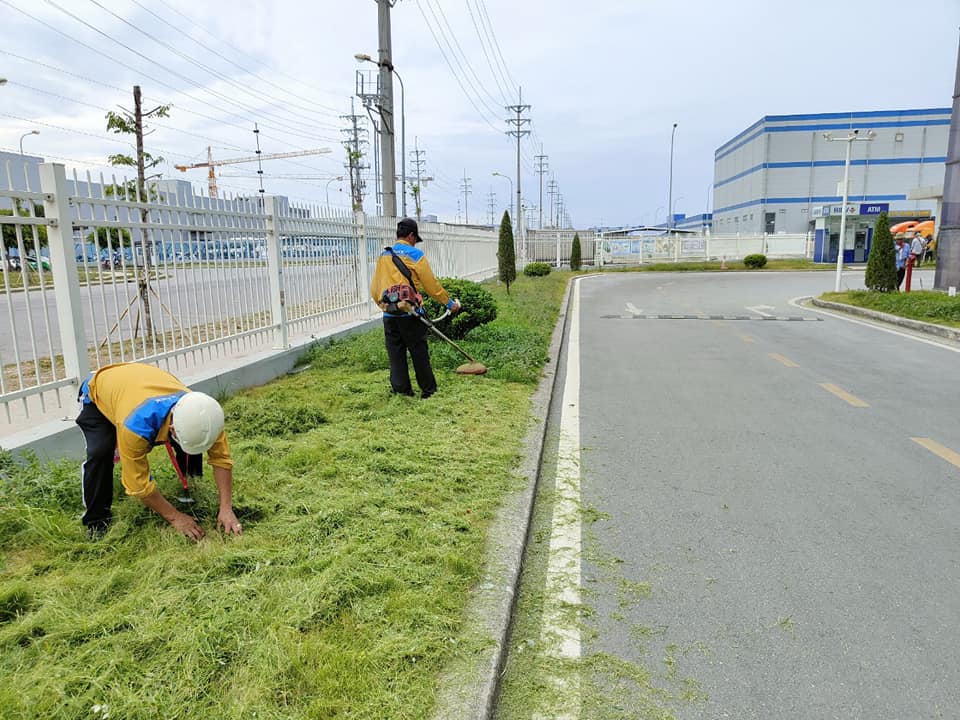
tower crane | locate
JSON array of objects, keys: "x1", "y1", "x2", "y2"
[{"x1": 174, "y1": 146, "x2": 331, "y2": 198}]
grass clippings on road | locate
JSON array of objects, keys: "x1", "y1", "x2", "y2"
[
  {"x1": 0, "y1": 273, "x2": 569, "y2": 720},
  {"x1": 820, "y1": 290, "x2": 960, "y2": 329}
]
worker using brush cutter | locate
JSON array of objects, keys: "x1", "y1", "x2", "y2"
[
  {"x1": 371, "y1": 217, "x2": 463, "y2": 398},
  {"x1": 76, "y1": 363, "x2": 243, "y2": 541}
]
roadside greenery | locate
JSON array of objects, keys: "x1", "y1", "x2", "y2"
[
  {"x1": 820, "y1": 290, "x2": 960, "y2": 328},
  {"x1": 0, "y1": 272, "x2": 570, "y2": 719},
  {"x1": 864, "y1": 212, "x2": 897, "y2": 292},
  {"x1": 523, "y1": 262, "x2": 551, "y2": 277},
  {"x1": 743, "y1": 253, "x2": 767, "y2": 269},
  {"x1": 497, "y1": 210, "x2": 517, "y2": 293},
  {"x1": 570, "y1": 233, "x2": 582, "y2": 271}
]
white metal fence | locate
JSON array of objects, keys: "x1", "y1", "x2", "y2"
[
  {"x1": 597, "y1": 232, "x2": 813, "y2": 266},
  {"x1": 0, "y1": 162, "x2": 499, "y2": 429},
  {"x1": 523, "y1": 229, "x2": 598, "y2": 267}
]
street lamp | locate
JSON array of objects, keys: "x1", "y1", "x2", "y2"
[
  {"x1": 355, "y1": 52, "x2": 406, "y2": 217},
  {"x1": 823, "y1": 129, "x2": 875, "y2": 292},
  {"x1": 0, "y1": 78, "x2": 7, "y2": 86},
  {"x1": 668, "y1": 122, "x2": 678, "y2": 230},
  {"x1": 325, "y1": 176, "x2": 344, "y2": 207},
  {"x1": 492, "y1": 171, "x2": 513, "y2": 220},
  {"x1": 19, "y1": 129, "x2": 39, "y2": 156}
]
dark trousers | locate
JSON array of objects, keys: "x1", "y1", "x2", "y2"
[
  {"x1": 76, "y1": 401, "x2": 116, "y2": 529},
  {"x1": 897, "y1": 267, "x2": 906, "y2": 288},
  {"x1": 383, "y1": 316, "x2": 437, "y2": 397}
]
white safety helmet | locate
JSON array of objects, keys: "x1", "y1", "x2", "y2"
[{"x1": 170, "y1": 392, "x2": 225, "y2": 454}]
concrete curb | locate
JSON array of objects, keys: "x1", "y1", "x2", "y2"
[
  {"x1": 431, "y1": 277, "x2": 575, "y2": 720},
  {"x1": 810, "y1": 298, "x2": 960, "y2": 342}
]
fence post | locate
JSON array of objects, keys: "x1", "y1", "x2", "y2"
[
  {"x1": 263, "y1": 196, "x2": 288, "y2": 349},
  {"x1": 39, "y1": 163, "x2": 89, "y2": 385},
  {"x1": 555, "y1": 229, "x2": 561, "y2": 269},
  {"x1": 356, "y1": 211, "x2": 371, "y2": 314}
]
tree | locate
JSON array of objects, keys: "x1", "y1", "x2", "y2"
[
  {"x1": 864, "y1": 211, "x2": 897, "y2": 292},
  {"x1": 2, "y1": 205, "x2": 47, "y2": 251},
  {"x1": 104, "y1": 85, "x2": 170, "y2": 342},
  {"x1": 570, "y1": 232, "x2": 582, "y2": 271},
  {"x1": 497, "y1": 210, "x2": 517, "y2": 294}
]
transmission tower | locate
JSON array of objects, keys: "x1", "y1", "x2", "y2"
[
  {"x1": 547, "y1": 178, "x2": 559, "y2": 228},
  {"x1": 460, "y1": 170, "x2": 473, "y2": 224},
  {"x1": 410, "y1": 138, "x2": 426, "y2": 221},
  {"x1": 505, "y1": 88, "x2": 531, "y2": 227},
  {"x1": 487, "y1": 188, "x2": 497, "y2": 226},
  {"x1": 340, "y1": 98, "x2": 368, "y2": 212},
  {"x1": 535, "y1": 146, "x2": 549, "y2": 229}
]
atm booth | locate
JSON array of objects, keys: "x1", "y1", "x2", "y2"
[{"x1": 812, "y1": 204, "x2": 934, "y2": 264}]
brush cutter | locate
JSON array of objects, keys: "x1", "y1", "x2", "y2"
[{"x1": 417, "y1": 309, "x2": 488, "y2": 375}]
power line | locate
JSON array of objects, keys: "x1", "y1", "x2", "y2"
[
  {"x1": 125, "y1": 0, "x2": 345, "y2": 117},
  {"x1": 3, "y1": 0, "x2": 336, "y2": 143},
  {"x1": 465, "y1": 0, "x2": 512, "y2": 104},
  {"x1": 85, "y1": 0, "x2": 343, "y2": 127},
  {"x1": 152, "y1": 0, "x2": 348, "y2": 111},
  {"x1": 477, "y1": 0, "x2": 520, "y2": 91},
  {"x1": 413, "y1": 0, "x2": 503, "y2": 135}
]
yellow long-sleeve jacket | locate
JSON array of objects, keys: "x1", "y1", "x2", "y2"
[
  {"x1": 81, "y1": 363, "x2": 233, "y2": 498},
  {"x1": 370, "y1": 240, "x2": 454, "y2": 316}
]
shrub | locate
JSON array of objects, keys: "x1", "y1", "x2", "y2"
[
  {"x1": 497, "y1": 211, "x2": 516, "y2": 293},
  {"x1": 422, "y1": 277, "x2": 497, "y2": 340},
  {"x1": 523, "y1": 262, "x2": 551, "y2": 277},
  {"x1": 570, "y1": 232, "x2": 582, "y2": 271},
  {"x1": 743, "y1": 253, "x2": 767, "y2": 269},
  {"x1": 864, "y1": 212, "x2": 897, "y2": 292}
]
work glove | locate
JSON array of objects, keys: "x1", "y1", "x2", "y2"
[{"x1": 448, "y1": 298, "x2": 462, "y2": 315}]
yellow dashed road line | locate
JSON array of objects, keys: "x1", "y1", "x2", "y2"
[
  {"x1": 768, "y1": 353, "x2": 799, "y2": 368},
  {"x1": 911, "y1": 437, "x2": 960, "y2": 469},
  {"x1": 819, "y1": 383, "x2": 870, "y2": 407}
]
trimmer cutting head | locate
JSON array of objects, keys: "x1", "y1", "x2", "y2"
[{"x1": 456, "y1": 361, "x2": 488, "y2": 375}]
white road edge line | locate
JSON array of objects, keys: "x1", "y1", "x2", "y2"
[
  {"x1": 789, "y1": 296, "x2": 960, "y2": 354},
  {"x1": 536, "y1": 278, "x2": 583, "y2": 720}
]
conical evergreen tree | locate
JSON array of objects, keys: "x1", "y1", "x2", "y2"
[
  {"x1": 498, "y1": 210, "x2": 517, "y2": 294},
  {"x1": 570, "y1": 232, "x2": 582, "y2": 271},
  {"x1": 864, "y1": 212, "x2": 897, "y2": 292}
]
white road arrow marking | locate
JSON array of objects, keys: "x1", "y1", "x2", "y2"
[
  {"x1": 745, "y1": 304, "x2": 776, "y2": 317},
  {"x1": 625, "y1": 302, "x2": 643, "y2": 317}
]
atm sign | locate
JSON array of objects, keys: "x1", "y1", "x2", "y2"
[{"x1": 859, "y1": 203, "x2": 889, "y2": 216}]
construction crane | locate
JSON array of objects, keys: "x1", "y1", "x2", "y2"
[{"x1": 174, "y1": 146, "x2": 331, "y2": 198}]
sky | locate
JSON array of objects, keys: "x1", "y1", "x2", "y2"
[{"x1": 1, "y1": 0, "x2": 958, "y2": 228}]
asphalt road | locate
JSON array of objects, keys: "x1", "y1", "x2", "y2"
[
  {"x1": 0, "y1": 261, "x2": 361, "y2": 364},
  {"x1": 515, "y1": 270, "x2": 959, "y2": 719}
]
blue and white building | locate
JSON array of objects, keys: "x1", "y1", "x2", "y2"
[{"x1": 712, "y1": 109, "x2": 950, "y2": 262}]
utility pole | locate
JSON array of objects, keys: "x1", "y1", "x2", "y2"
[
  {"x1": 376, "y1": 0, "x2": 397, "y2": 217},
  {"x1": 487, "y1": 188, "x2": 497, "y2": 226},
  {"x1": 535, "y1": 146, "x2": 549, "y2": 229},
  {"x1": 505, "y1": 87, "x2": 531, "y2": 227},
  {"x1": 460, "y1": 170, "x2": 472, "y2": 224},
  {"x1": 547, "y1": 178, "x2": 558, "y2": 228},
  {"x1": 410, "y1": 137, "x2": 426, "y2": 221},
  {"x1": 340, "y1": 98, "x2": 368, "y2": 212}
]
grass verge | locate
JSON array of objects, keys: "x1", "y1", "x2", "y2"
[
  {"x1": 0, "y1": 272, "x2": 569, "y2": 720},
  {"x1": 820, "y1": 290, "x2": 960, "y2": 329}
]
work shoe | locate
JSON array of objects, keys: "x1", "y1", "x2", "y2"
[{"x1": 86, "y1": 522, "x2": 110, "y2": 540}]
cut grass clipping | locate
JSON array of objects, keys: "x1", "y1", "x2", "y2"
[{"x1": 0, "y1": 273, "x2": 568, "y2": 720}]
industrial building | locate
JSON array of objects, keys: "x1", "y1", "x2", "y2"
[{"x1": 711, "y1": 108, "x2": 950, "y2": 262}]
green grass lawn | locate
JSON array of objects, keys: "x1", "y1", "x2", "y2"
[
  {"x1": 820, "y1": 290, "x2": 960, "y2": 329},
  {"x1": 0, "y1": 272, "x2": 569, "y2": 720}
]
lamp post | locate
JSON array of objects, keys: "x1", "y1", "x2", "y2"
[
  {"x1": 19, "y1": 129, "x2": 39, "y2": 156},
  {"x1": 325, "y1": 176, "x2": 344, "y2": 207},
  {"x1": 668, "y1": 122, "x2": 678, "y2": 231},
  {"x1": 492, "y1": 171, "x2": 513, "y2": 220},
  {"x1": 355, "y1": 53, "x2": 406, "y2": 217},
  {"x1": 823, "y1": 129, "x2": 874, "y2": 292}
]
